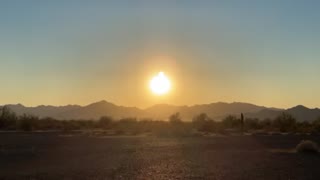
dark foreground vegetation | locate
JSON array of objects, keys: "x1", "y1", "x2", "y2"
[{"x1": 1, "y1": 106, "x2": 320, "y2": 136}]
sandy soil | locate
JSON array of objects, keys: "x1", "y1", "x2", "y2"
[{"x1": 1, "y1": 132, "x2": 320, "y2": 180}]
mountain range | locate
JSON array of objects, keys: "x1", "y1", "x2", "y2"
[{"x1": 2, "y1": 101, "x2": 320, "y2": 122}]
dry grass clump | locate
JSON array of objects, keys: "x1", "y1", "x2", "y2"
[{"x1": 296, "y1": 140, "x2": 319, "y2": 154}]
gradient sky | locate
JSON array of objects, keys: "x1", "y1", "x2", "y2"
[{"x1": 1, "y1": 0, "x2": 320, "y2": 108}]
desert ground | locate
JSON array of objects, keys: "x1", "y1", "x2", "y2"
[{"x1": 1, "y1": 132, "x2": 320, "y2": 180}]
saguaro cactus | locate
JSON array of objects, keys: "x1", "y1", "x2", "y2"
[{"x1": 241, "y1": 113, "x2": 244, "y2": 133}]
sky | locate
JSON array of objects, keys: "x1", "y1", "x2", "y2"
[{"x1": 1, "y1": 0, "x2": 320, "y2": 108}]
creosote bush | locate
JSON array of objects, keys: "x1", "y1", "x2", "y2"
[
  {"x1": 273, "y1": 113, "x2": 296, "y2": 132},
  {"x1": 296, "y1": 140, "x2": 319, "y2": 154},
  {"x1": 192, "y1": 113, "x2": 217, "y2": 133}
]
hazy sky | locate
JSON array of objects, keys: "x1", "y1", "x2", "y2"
[{"x1": 1, "y1": 0, "x2": 320, "y2": 108}]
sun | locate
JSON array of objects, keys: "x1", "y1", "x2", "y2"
[{"x1": 150, "y1": 72, "x2": 171, "y2": 95}]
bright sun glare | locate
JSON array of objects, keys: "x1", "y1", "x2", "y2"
[{"x1": 150, "y1": 72, "x2": 171, "y2": 95}]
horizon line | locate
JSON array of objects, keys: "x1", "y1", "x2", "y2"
[{"x1": 0, "y1": 100, "x2": 315, "y2": 110}]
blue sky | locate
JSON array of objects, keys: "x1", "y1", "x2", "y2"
[{"x1": 1, "y1": 0, "x2": 320, "y2": 108}]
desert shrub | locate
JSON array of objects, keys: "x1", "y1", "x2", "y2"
[
  {"x1": 147, "y1": 120, "x2": 169, "y2": 136},
  {"x1": 118, "y1": 118, "x2": 137, "y2": 129},
  {"x1": 259, "y1": 118, "x2": 273, "y2": 130},
  {"x1": 136, "y1": 119, "x2": 153, "y2": 133},
  {"x1": 199, "y1": 120, "x2": 216, "y2": 133},
  {"x1": 150, "y1": 119, "x2": 193, "y2": 137},
  {"x1": 244, "y1": 118, "x2": 260, "y2": 130},
  {"x1": 61, "y1": 120, "x2": 81, "y2": 131},
  {"x1": 192, "y1": 113, "x2": 209, "y2": 128},
  {"x1": 312, "y1": 118, "x2": 320, "y2": 133},
  {"x1": 37, "y1": 117, "x2": 61, "y2": 130},
  {"x1": 18, "y1": 114, "x2": 39, "y2": 131},
  {"x1": 169, "y1": 112, "x2": 182, "y2": 125},
  {"x1": 192, "y1": 113, "x2": 217, "y2": 133},
  {"x1": 192, "y1": 113, "x2": 212, "y2": 129},
  {"x1": 273, "y1": 113, "x2": 296, "y2": 132},
  {"x1": 0, "y1": 106, "x2": 17, "y2": 130},
  {"x1": 78, "y1": 120, "x2": 95, "y2": 129},
  {"x1": 296, "y1": 121, "x2": 313, "y2": 134},
  {"x1": 222, "y1": 115, "x2": 240, "y2": 129},
  {"x1": 98, "y1": 116, "x2": 113, "y2": 129},
  {"x1": 296, "y1": 140, "x2": 319, "y2": 153},
  {"x1": 36, "y1": 118, "x2": 95, "y2": 131},
  {"x1": 114, "y1": 117, "x2": 138, "y2": 134},
  {"x1": 213, "y1": 121, "x2": 225, "y2": 134}
]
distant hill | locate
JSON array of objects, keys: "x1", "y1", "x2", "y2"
[
  {"x1": 145, "y1": 102, "x2": 267, "y2": 121},
  {"x1": 1, "y1": 101, "x2": 320, "y2": 122},
  {"x1": 55, "y1": 100, "x2": 144, "y2": 120},
  {"x1": 5, "y1": 104, "x2": 81, "y2": 118},
  {"x1": 286, "y1": 105, "x2": 320, "y2": 122}
]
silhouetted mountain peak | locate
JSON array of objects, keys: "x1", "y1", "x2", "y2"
[
  {"x1": 288, "y1": 105, "x2": 309, "y2": 111},
  {"x1": 16, "y1": 103, "x2": 25, "y2": 107},
  {"x1": 296, "y1": 105, "x2": 307, "y2": 108},
  {"x1": 87, "y1": 100, "x2": 115, "y2": 107},
  {"x1": 4, "y1": 103, "x2": 25, "y2": 108}
]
